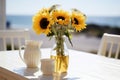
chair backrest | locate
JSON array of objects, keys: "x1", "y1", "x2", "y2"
[
  {"x1": 0, "y1": 29, "x2": 30, "y2": 51},
  {"x1": 98, "y1": 33, "x2": 120, "y2": 59}
]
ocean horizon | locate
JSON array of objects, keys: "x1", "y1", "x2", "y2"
[{"x1": 6, "y1": 15, "x2": 120, "y2": 29}]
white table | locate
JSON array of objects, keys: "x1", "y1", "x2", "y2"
[{"x1": 0, "y1": 48, "x2": 120, "y2": 80}]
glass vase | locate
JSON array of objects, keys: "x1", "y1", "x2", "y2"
[{"x1": 50, "y1": 36, "x2": 69, "y2": 74}]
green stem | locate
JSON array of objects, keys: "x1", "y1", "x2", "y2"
[{"x1": 55, "y1": 35, "x2": 64, "y2": 56}]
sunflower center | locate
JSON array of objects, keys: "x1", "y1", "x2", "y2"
[
  {"x1": 74, "y1": 18, "x2": 79, "y2": 24},
  {"x1": 57, "y1": 16, "x2": 65, "y2": 20},
  {"x1": 40, "y1": 18, "x2": 49, "y2": 29}
]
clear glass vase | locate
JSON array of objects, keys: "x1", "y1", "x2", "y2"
[{"x1": 50, "y1": 36, "x2": 69, "y2": 74}]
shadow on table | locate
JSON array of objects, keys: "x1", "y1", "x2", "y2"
[
  {"x1": 39, "y1": 75, "x2": 80, "y2": 80},
  {"x1": 14, "y1": 67, "x2": 80, "y2": 80},
  {"x1": 63, "y1": 78, "x2": 80, "y2": 80},
  {"x1": 14, "y1": 67, "x2": 40, "y2": 76},
  {"x1": 39, "y1": 72, "x2": 80, "y2": 80}
]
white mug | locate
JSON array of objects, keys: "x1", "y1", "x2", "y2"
[
  {"x1": 19, "y1": 40, "x2": 42, "y2": 68},
  {"x1": 41, "y1": 58, "x2": 55, "y2": 75}
]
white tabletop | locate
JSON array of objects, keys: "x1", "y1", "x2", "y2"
[{"x1": 0, "y1": 48, "x2": 120, "y2": 80}]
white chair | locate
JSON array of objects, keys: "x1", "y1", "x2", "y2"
[
  {"x1": 98, "y1": 33, "x2": 120, "y2": 59},
  {"x1": 0, "y1": 29, "x2": 30, "y2": 51}
]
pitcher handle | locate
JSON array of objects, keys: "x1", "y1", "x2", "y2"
[{"x1": 19, "y1": 45, "x2": 25, "y2": 63}]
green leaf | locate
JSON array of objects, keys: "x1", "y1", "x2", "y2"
[
  {"x1": 49, "y1": 4, "x2": 60, "y2": 13},
  {"x1": 65, "y1": 31, "x2": 73, "y2": 47},
  {"x1": 67, "y1": 36, "x2": 73, "y2": 47}
]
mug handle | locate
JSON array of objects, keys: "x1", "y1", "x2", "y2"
[{"x1": 19, "y1": 45, "x2": 25, "y2": 63}]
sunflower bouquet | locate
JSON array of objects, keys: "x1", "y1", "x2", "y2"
[{"x1": 32, "y1": 4, "x2": 86, "y2": 73}]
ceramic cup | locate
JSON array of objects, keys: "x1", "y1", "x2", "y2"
[{"x1": 41, "y1": 58, "x2": 55, "y2": 75}]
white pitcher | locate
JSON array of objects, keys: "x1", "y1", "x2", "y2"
[{"x1": 19, "y1": 40, "x2": 42, "y2": 68}]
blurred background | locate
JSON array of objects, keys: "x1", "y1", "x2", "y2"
[{"x1": 1, "y1": 0, "x2": 120, "y2": 53}]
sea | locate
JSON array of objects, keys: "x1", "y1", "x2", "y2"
[{"x1": 6, "y1": 15, "x2": 120, "y2": 29}]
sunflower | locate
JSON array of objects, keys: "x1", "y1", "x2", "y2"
[
  {"x1": 71, "y1": 11, "x2": 86, "y2": 31},
  {"x1": 32, "y1": 9, "x2": 53, "y2": 35},
  {"x1": 52, "y1": 10, "x2": 70, "y2": 25}
]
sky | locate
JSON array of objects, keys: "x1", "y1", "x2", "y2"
[{"x1": 6, "y1": 0, "x2": 120, "y2": 16}]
